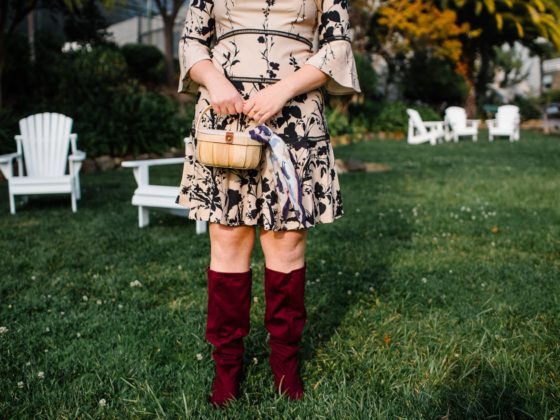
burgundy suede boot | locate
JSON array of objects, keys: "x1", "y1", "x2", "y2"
[
  {"x1": 205, "y1": 266, "x2": 252, "y2": 407},
  {"x1": 264, "y1": 264, "x2": 307, "y2": 400}
]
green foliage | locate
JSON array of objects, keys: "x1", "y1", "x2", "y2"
[
  {"x1": 3, "y1": 39, "x2": 188, "y2": 158},
  {"x1": 402, "y1": 51, "x2": 468, "y2": 110},
  {"x1": 354, "y1": 52, "x2": 379, "y2": 101},
  {"x1": 0, "y1": 108, "x2": 20, "y2": 155},
  {"x1": 61, "y1": 0, "x2": 110, "y2": 44},
  {"x1": 511, "y1": 95, "x2": 542, "y2": 121},
  {"x1": 542, "y1": 89, "x2": 560, "y2": 104},
  {"x1": 59, "y1": 42, "x2": 128, "y2": 102},
  {"x1": 325, "y1": 106, "x2": 351, "y2": 136},
  {"x1": 369, "y1": 101, "x2": 441, "y2": 133},
  {"x1": 3, "y1": 33, "x2": 33, "y2": 109},
  {"x1": 121, "y1": 43, "x2": 166, "y2": 85},
  {"x1": 69, "y1": 83, "x2": 190, "y2": 156}
]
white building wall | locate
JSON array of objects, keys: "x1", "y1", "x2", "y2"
[{"x1": 106, "y1": 5, "x2": 189, "y2": 58}]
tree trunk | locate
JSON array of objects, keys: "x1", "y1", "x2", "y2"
[
  {"x1": 476, "y1": 45, "x2": 492, "y2": 115},
  {"x1": 28, "y1": 10, "x2": 35, "y2": 63},
  {"x1": 0, "y1": 34, "x2": 6, "y2": 109},
  {"x1": 163, "y1": 15, "x2": 175, "y2": 86},
  {"x1": 540, "y1": 55, "x2": 550, "y2": 134},
  {"x1": 459, "y1": 54, "x2": 477, "y2": 118}
]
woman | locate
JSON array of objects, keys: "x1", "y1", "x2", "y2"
[{"x1": 176, "y1": 0, "x2": 361, "y2": 407}]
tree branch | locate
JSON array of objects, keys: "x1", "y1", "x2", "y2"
[
  {"x1": 154, "y1": 0, "x2": 168, "y2": 19},
  {"x1": 7, "y1": 0, "x2": 39, "y2": 36}
]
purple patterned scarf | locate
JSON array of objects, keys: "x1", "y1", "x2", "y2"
[{"x1": 249, "y1": 125, "x2": 308, "y2": 227}]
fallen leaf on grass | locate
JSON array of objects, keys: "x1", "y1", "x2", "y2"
[
  {"x1": 383, "y1": 333, "x2": 391, "y2": 345},
  {"x1": 490, "y1": 226, "x2": 499, "y2": 234}
]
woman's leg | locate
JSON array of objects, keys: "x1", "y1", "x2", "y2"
[
  {"x1": 259, "y1": 229, "x2": 307, "y2": 272},
  {"x1": 206, "y1": 223, "x2": 256, "y2": 407},
  {"x1": 259, "y1": 228, "x2": 308, "y2": 399},
  {"x1": 210, "y1": 223, "x2": 256, "y2": 271}
]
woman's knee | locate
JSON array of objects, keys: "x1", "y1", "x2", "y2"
[
  {"x1": 209, "y1": 223, "x2": 255, "y2": 269},
  {"x1": 260, "y1": 229, "x2": 308, "y2": 270}
]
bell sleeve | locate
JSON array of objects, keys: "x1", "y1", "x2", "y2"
[
  {"x1": 304, "y1": 0, "x2": 362, "y2": 96},
  {"x1": 177, "y1": 0, "x2": 215, "y2": 95}
]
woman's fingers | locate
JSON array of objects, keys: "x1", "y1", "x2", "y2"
[
  {"x1": 225, "y1": 103, "x2": 237, "y2": 115},
  {"x1": 257, "y1": 111, "x2": 272, "y2": 124},
  {"x1": 243, "y1": 100, "x2": 256, "y2": 115},
  {"x1": 234, "y1": 98, "x2": 245, "y2": 114},
  {"x1": 208, "y1": 79, "x2": 245, "y2": 115}
]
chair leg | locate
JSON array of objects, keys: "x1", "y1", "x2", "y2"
[
  {"x1": 75, "y1": 176, "x2": 82, "y2": 200},
  {"x1": 9, "y1": 192, "x2": 15, "y2": 215},
  {"x1": 196, "y1": 220, "x2": 207, "y2": 234},
  {"x1": 71, "y1": 192, "x2": 77, "y2": 213},
  {"x1": 139, "y1": 206, "x2": 149, "y2": 227}
]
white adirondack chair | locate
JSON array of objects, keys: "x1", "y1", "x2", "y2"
[
  {"x1": 121, "y1": 136, "x2": 207, "y2": 234},
  {"x1": 406, "y1": 109, "x2": 445, "y2": 145},
  {"x1": 487, "y1": 105, "x2": 520, "y2": 142},
  {"x1": 444, "y1": 106, "x2": 480, "y2": 142},
  {"x1": 0, "y1": 112, "x2": 85, "y2": 214}
]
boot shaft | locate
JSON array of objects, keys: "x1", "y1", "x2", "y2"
[
  {"x1": 206, "y1": 267, "x2": 252, "y2": 350},
  {"x1": 264, "y1": 264, "x2": 307, "y2": 342}
]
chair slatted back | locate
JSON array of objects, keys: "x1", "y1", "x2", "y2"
[
  {"x1": 406, "y1": 109, "x2": 427, "y2": 135},
  {"x1": 496, "y1": 105, "x2": 519, "y2": 128},
  {"x1": 18, "y1": 113, "x2": 73, "y2": 177},
  {"x1": 445, "y1": 106, "x2": 467, "y2": 130}
]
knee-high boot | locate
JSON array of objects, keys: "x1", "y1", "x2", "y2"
[
  {"x1": 264, "y1": 264, "x2": 307, "y2": 399},
  {"x1": 205, "y1": 266, "x2": 252, "y2": 407}
]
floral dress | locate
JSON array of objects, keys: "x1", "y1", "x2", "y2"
[{"x1": 176, "y1": 0, "x2": 361, "y2": 231}]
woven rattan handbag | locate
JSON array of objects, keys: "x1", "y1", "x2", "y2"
[{"x1": 194, "y1": 104, "x2": 265, "y2": 170}]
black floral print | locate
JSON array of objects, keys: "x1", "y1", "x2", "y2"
[{"x1": 176, "y1": 0, "x2": 361, "y2": 231}]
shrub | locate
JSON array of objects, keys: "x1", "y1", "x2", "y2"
[
  {"x1": 401, "y1": 51, "x2": 468, "y2": 111},
  {"x1": 325, "y1": 106, "x2": 351, "y2": 136},
  {"x1": 370, "y1": 101, "x2": 440, "y2": 134},
  {"x1": 354, "y1": 52, "x2": 380, "y2": 101},
  {"x1": 2, "y1": 39, "x2": 188, "y2": 159},
  {"x1": 0, "y1": 108, "x2": 20, "y2": 155},
  {"x1": 58, "y1": 42, "x2": 128, "y2": 105},
  {"x1": 68, "y1": 82, "x2": 190, "y2": 157},
  {"x1": 511, "y1": 95, "x2": 542, "y2": 121},
  {"x1": 121, "y1": 43, "x2": 166, "y2": 85}
]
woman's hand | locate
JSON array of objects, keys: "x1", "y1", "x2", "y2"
[
  {"x1": 242, "y1": 83, "x2": 292, "y2": 125},
  {"x1": 242, "y1": 64, "x2": 329, "y2": 125},
  {"x1": 188, "y1": 59, "x2": 244, "y2": 115},
  {"x1": 206, "y1": 77, "x2": 245, "y2": 116}
]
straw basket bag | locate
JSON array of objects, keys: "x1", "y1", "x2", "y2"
[{"x1": 194, "y1": 104, "x2": 266, "y2": 170}]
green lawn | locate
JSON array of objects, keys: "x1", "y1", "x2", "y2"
[{"x1": 1, "y1": 131, "x2": 559, "y2": 418}]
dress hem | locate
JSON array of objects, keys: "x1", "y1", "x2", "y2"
[{"x1": 177, "y1": 198, "x2": 344, "y2": 231}]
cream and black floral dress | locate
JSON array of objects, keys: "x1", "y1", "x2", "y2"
[{"x1": 176, "y1": 0, "x2": 361, "y2": 231}]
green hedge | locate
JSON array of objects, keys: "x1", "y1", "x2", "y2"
[{"x1": 1, "y1": 35, "x2": 192, "y2": 158}]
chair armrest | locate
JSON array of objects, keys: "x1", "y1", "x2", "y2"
[
  {"x1": 69, "y1": 150, "x2": 86, "y2": 162},
  {"x1": 486, "y1": 119, "x2": 496, "y2": 128},
  {"x1": 0, "y1": 152, "x2": 20, "y2": 179},
  {"x1": 0, "y1": 152, "x2": 20, "y2": 164},
  {"x1": 122, "y1": 157, "x2": 185, "y2": 187},
  {"x1": 467, "y1": 119, "x2": 480, "y2": 128},
  {"x1": 121, "y1": 157, "x2": 184, "y2": 169}
]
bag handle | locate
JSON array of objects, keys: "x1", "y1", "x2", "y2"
[{"x1": 195, "y1": 104, "x2": 259, "y2": 136}]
